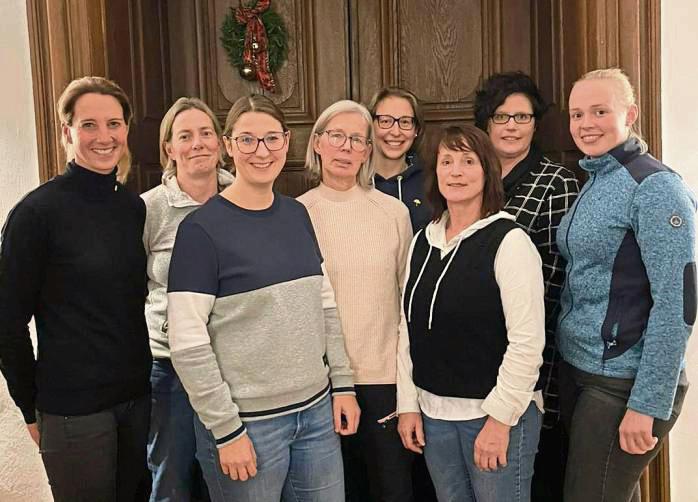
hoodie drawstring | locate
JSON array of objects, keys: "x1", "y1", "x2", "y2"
[
  {"x1": 428, "y1": 238, "x2": 463, "y2": 330},
  {"x1": 397, "y1": 175, "x2": 403, "y2": 202},
  {"x1": 407, "y1": 236, "x2": 431, "y2": 323}
]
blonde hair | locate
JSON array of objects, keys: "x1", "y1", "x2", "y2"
[
  {"x1": 57, "y1": 76, "x2": 133, "y2": 182},
  {"x1": 574, "y1": 68, "x2": 648, "y2": 153},
  {"x1": 160, "y1": 97, "x2": 223, "y2": 177},
  {"x1": 305, "y1": 100, "x2": 375, "y2": 188}
]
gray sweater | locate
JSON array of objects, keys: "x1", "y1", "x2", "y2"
[{"x1": 141, "y1": 169, "x2": 234, "y2": 359}]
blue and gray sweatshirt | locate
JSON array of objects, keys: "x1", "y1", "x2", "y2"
[
  {"x1": 557, "y1": 139, "x2": 696, "y2": 420},
  {"x1": 167, "y1": 193, "x2": 355, "y2": 447}
]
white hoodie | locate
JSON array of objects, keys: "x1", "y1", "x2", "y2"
[{"x1": 397, "y1": 210, "x2": 545, "y2": 426}]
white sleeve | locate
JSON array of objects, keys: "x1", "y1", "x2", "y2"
[
  {"x1": 397, "y1": 233, "x2": 421, "y2": 414},
  {"x1": 481, "y1": 228, "x2": 545, "y2": 426}
]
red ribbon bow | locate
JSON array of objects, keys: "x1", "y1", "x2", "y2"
[{"x1": 235, "y1": 0, "x2": 277, "y2": 92}]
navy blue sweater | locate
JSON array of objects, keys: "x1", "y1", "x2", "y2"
[{"x1": 0, "y1": 162, "x2": 151, "y2": 423}]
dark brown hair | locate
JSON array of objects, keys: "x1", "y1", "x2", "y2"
[
  {"x1": 223, "y1": 94, "x2": 288, "y2": 137},
  {"x1": 424, "y1": 124, "x2": 504, "y2": 221}
]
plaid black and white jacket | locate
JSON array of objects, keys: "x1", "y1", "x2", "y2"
[{"x1": 502, "y1": 147, "x2": 580, "y2": 427}]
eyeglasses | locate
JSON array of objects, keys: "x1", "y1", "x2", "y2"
[
  {"x1": 491, "y1": 113, "x2": 534, "y2": 125},
  {"x1": 374, "y1": 114, "x2": 416, "y2": 130},
  {"x1": 228, "y1": 132, "x2": 288, "y2": 154},
  {"x1": 319, "y1": 130, "x2": 371, "y2": 152}
]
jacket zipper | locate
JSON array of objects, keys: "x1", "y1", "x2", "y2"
[{"x1": 558, "y1": 172, "x2": 596, "y2": 331}]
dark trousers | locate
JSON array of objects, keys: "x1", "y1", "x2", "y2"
[
  {"x1": 342, "y1": 384, "x2": 421, "y2": 502},
  {"x1": 37, "y1": 394, "x2": 151, "y2": 502},
  {"x1": 559, "y1": 361, "x2": 687, "y2": 502},
  {"x1": 531, "y1": 420, "x2": 567, "y2": 501}
]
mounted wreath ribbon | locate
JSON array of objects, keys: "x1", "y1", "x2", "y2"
[{"x1": 220, "y1": 0, "x2": 288, "y2": 92}]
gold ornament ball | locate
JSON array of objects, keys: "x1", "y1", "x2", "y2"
[{"x1": 239, "y1": 64, "x2": 256, "y2": 81}]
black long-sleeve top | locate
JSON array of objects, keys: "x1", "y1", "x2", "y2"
[{"x1": 0, "y1": 162, "x2": 151, "y2": 423}]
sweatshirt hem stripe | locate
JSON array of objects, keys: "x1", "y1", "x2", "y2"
[{"x1": 238, "y1": 382, "x2": 331, "y2": 419}]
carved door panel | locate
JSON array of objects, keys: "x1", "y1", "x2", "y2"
[
  {"x1": 351, "y1": 0, "x2": 532, "y2": 129},
  {"x1": 100, "y1": 0, "x2": 349, "y2": 196}
]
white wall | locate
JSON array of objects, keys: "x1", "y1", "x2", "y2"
[
  {"x1": 662, "y1": 1, "x2": 698, "y2": 501},
  {"x1": 0, "y1": 1, "x2": 52, "y2": 501}
]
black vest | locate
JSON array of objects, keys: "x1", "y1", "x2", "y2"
[{"x1": 404, "y1": 218, "x2": 527, "y2": 398}]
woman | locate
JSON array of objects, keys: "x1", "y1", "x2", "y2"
[
  {"x1": 558, "y1": 68, "x2": 695, "y2": 502},
  {"x1": 298, "y1": 100, "x2": 414, "y2": 501},
  {"x1": 474, "y1": 72, "x2": 579, "y2": 501},
  {"x1": 0, "y1": 76, "x2": 151, "y2": 501},
  {"x1": 167, "y1": 94, "x2": 360, "y2": 502},
  {"x1": 369, "y1": 87, "x2": 431, "y2": 232},
  {"x1": 397, "y1": 124, "x2": 545, "y2": 502},
  {"x1": 143, "y1": 97, "x2": 233, "y2": 501}
]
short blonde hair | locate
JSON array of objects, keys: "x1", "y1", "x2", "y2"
[
  {"x1": 305, "y1": 100, "x2": 375, "y2": 189},
  {"x1": 57, "y1": 76, "x2": 133, "y2": 182},
  {"x1": 574, "y1": 68, "x2": 647, "y2": 153},
  {"x1": 160, "y1": 97, "x2": 223, "y2": 177}
]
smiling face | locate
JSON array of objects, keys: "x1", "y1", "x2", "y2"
[
  {"x1": 487, "y1": 93, "x2": 535, "y2": 164},
  {"x1": 224, "y1": 111, "x2": 288, "y2": 189},
  {"x1": 167, "y1": 108, "x2": 220, "y2": 180},
  {"x1": 63, "y1": 93, "x2": 128, "y2": 175},
  {"x1": 436, "y1": 142, "x2": 485, "y2": 208},
  {"x1": 373, "y1": 96, "x2": 417, "y2": 160},
  {"x1": 314, "y1": 112, "x2": 371, "y2": 188},
  {"x1": 568, "y1": 79, "x2": 638, "y2": 157}
]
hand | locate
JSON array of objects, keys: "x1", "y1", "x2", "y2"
[
  {"x1": 26, "y1": 423, "x2": 40, "y2": 447},
  {"x1": 619, "y1": 409, "x2": 657, "y2": 455},
  {"x1": 218, "y1": 434, "x2": 257, "y2": 481},
  {"x1": 398, "y1": 412, "x2": 425, "y2": 453},
  {"x1": 333, "y1": 394, "x2": 361, "y2": 435},
  {"x1": 474, "y1": 416, "x2": 511, "y2": 471}
]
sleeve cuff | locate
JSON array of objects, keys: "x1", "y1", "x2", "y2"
[
  {"x1": 329, "y1": 375, "x2": 355, "y2": 394},
  {"x1": 481, "y1": 392, "x2": 525, "y2": 427},
  {"x1": 627, "y1": 396, "x2": 672, "y2": 421},
  {"x1": 21, "y1": 407, "x2": 36, "y2": 425},
  {"x1": 211, "y1": 416, "x2": 246, "y2": 448}
]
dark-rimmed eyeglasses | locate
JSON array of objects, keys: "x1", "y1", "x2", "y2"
[
  {"x1": 227, "y1": 132, "x2": 288, "y2": 154},
  {"x1": 318, "y1": 130, "x2": 371, "y2": 153},
  {"x1": 373, "y1": 114, "x2": 416, "y2": 130},
  {"x1": 491, "y1": 113, "x2": 534, "y2": 125}
]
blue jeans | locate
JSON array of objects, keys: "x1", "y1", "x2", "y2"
[
  {"x1": 422, "y1": 402, "x2": 542, "y2": 502},
  {"x1": 148, "y1": 358, "x2": 208, "y2": 501},
  {"x1": 194, "y1": 394, "x2": 344, "y2": 502}
]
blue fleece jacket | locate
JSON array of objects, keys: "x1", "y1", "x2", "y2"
[{"x1": 557, "y1": 139, "x2": 696, "y2": 420}]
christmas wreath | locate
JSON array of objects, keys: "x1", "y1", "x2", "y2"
[{"x1": 220, "y1": 0, "x2": 288, "y2": 92}]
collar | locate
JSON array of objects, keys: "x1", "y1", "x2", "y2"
[
  {"x1": 374, "y1": 151, "x2": 423, "y2": 182},
  {"x1": 579, "y1": 137, "x2": 643, "y2": 173},
  {"x1": 163, "y1": 168, "x2": 235, "y2": 208},
  {"x1": 425, "y1": 210, "x2": 516, "y2": 251},
  {"x1": 64, "y1": 161, "x2": 119, "y2": 196},
  {"x1": 315, "y1": 182, "x2": 367, "y2": 202},
  {"x1": 502, "y1": 145, "x2": 542, "y2": 197}
]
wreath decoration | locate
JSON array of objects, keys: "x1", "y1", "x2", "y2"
[{"x1": 220, "y1": 0, "x2": 288, "y2": 92}]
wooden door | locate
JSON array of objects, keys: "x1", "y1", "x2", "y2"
[{"x1": 26, "y1": 1, "x2": 668, "y2": 500}]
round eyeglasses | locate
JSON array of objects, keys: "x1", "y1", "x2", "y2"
[
  {"x1": 228, "y1": 132, "x2": 288, "y2": 154},
  {"x1": 373, "y1": 114, "x2": 416, "y2": 130},
  {"x1": 490, "y1": 113, "x2": 534, "y2": 125},
  {"x1": 319, "y1": 130, "x2": 371, "y2": 153}
]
